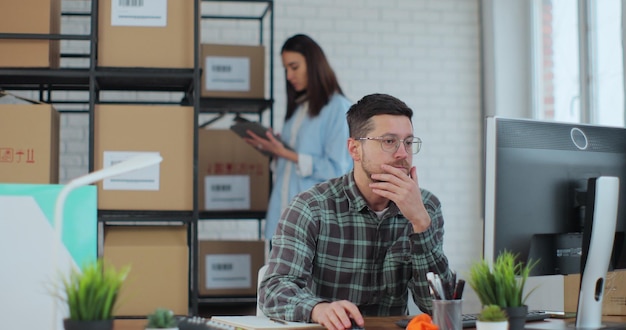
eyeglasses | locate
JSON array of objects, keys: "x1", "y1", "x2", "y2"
[{"x1": 356, "y1": 135, "x2": 422, "y2": 154}]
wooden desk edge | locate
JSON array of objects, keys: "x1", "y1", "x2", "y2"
[
  {"x1": 113, "y1": 315, "x2": 626, "y2": 330},
  {"x1": 113, "y1": 316, "x2": 408, "y2": 330}
]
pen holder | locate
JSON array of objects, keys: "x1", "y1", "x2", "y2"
[{"x1": 432, "y1": 299, "x2": 462, "y2": 330}]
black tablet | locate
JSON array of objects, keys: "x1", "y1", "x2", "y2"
[{"x1": 230, "y1": 120, "x2": 293, "y2": 156}]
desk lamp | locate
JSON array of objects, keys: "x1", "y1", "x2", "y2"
[{"x1": 52, "y1": 153, "x2": 163, "y2": 328}]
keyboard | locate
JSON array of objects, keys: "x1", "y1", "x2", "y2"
[
  {"x1": 177, "y1": 316, "x2": 235, "y2": 330},
  {"x1": 395, "y1": 310, "x2": 551, "y2": 329}
]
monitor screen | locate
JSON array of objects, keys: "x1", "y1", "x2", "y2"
[{"x1": 483, "y1": 116, "x2": 626, "y2": 276}]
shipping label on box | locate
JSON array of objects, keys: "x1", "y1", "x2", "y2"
[
  {"x1": 102, "y1": 151, "x2": 161, "y2": 191},
  {"x1": 205, "y1": 253, "x2": 252, "y2": 289},
  {"x1": 205, "y1": 56, "x2": 251, "y2": 92},
  {"x1": 204, "y1": 175, "x2": 250, "y2": 210},
  {"x1": 112, "y1": 0, "x2": 167, "y2": 27}
]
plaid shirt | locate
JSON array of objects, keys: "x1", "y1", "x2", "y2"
[{"x1": 259, "y1": 171, "x2": 453, "y2": 322}]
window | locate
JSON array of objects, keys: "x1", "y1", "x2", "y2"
[{"x1": 534, "y1": 0, "x2": 625, "y2": 127}]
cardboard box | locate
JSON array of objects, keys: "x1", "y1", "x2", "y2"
[
  {"x1": 526, "y1": 271, "x2": 626, "y2": 315},
  {"x1": 97, "y1": 0, "x2": 194, "y2": 68},
  {"x1": 564, "y1": 270, "x2": 626, "y2": 315},
  {"x1": 0, "y1": 103, "x2": 59, "y2": 183},
  {"x1": 103, "y1": 225, "x2": 189, "y2": 316},
  {"x1": 94, "y1": 104, "x2": 194, "y2": 210},
  {"x1": 198, "y1": 129, "x2": 269, "y2": 211},
  {"x1": 0, "y1": 0, "x2": 60, "y2": 68},
  {"x1": 198, "y1": 240, "x2": 265, "y2": 296},
  {"x1": 200, "y1": 44, "x2": 265, "y2": 98}
]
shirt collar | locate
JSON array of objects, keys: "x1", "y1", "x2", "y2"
[{"x1": 343, "y1": 171, "x2": 401, "y2": 217}]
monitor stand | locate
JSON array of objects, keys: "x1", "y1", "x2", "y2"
[{"x1": 526, "y1": 177, "x2": 620, "y2": 330}]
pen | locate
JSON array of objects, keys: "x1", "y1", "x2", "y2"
[
  {"x1": 270, "y1": 317, "x2": 288, "y2": 325},
  {"x1": 427, "y1": 279, "x2": 442, "y2": 300},
  {"x1": 453, "y1": 279, "x2": 465, "y2": 300},
  {"x1": 433, "y1": 274, "x2": 446, "y2": 300}
]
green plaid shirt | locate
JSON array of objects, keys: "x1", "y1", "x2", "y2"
[{"x1": 259, "y1": 171, "x2": 453, "y2": 322}]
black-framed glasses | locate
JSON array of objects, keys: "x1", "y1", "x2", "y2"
[{"x1": 355, "y1": 135, "x2": 422, "y2": 154}]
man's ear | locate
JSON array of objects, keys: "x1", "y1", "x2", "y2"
[{"x1": 348, "y1": 138, "x2": 360, "y2": 161}]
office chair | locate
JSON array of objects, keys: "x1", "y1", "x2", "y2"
[{"x1": 256, "y1": 264, "x2": 269, "y2": 317}]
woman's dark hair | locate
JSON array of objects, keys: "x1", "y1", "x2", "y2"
[
  {"x1": 281, "y1": 34, "x2": 343, "y2": 120},
  {"x1": 346, "y1": 93, "x2": 413, "y2": 138}
]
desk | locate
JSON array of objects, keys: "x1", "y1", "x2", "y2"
[
  {"x1": 523, "y1": 316, "x2": 626, "y2": 330},
  {"x1": 113, "y1": 316, "x2": 626, "y2": 330},
  {"x1": 113, "y1": 316, "x2": 408, "y2": 330}
]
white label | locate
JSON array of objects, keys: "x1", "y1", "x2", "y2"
[
  {"x1": 205, "y1": 56, "x2": 251, "y2": 92},
  {"x1": 205, "y1": 254, "x2": 251, "y2": 289},
  {"x1": 102, "y1": 151, "x2": 161, "y2": 191},
  {"x1": 111, "y1": 0, "x2": 167, "y2": 27},
  {"x1": 204, "y1": 175, "x2": 250, "y2": 210}
]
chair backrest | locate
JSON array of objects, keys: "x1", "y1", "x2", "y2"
[{"x1": 256, "y1": 264, "x2": 269, "y2": 317}]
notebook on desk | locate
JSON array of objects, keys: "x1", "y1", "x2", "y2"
[{"x1": 210, "y1": 316, "x2": 325, "y2": 330}]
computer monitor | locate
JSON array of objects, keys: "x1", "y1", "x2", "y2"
[{"x1": 483, "y1": 116, "x2": 625, "y2": 328}]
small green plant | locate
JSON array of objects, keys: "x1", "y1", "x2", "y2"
[
  {"x1": 146, "y1": 308, "x2": 177, "y2": 329},
  {"x1": 468, "y1": 250, "x2": 539, "y2": 308},
  {"x1": 478, "y1": 305, "x2": 508, "y2": 322},
  {"x1": 59, "y1": 258, "x2": 130, "y2": 321}
]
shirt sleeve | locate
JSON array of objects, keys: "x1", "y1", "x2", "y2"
[
  {"x1": 408, "y1": 190, "x2": 455, "y2": 315},
  {"x1": 258, "y1": 195, "x2": 326, "y2": 322},
  {"x1": 296, "y1": 153, "x2": 313, "y2": 177},
  {"x1": 300, "y1": 95, "x2": 352, "y2": 182}
]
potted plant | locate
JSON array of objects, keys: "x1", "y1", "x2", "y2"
[
  {"x1": 468, "y1": 250, "x2": 539, "y2": 330},
  {"x1": 476, "y1": 305, "x2": 509, "y2": 330},
  {"x1": 145, "y1": 308, "x2": 179, "y2": 330},
  {"x1": 57, "y1": 259, "x2": 130, "y2": 330}
]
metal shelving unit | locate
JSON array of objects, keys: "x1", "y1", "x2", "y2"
[
  {"x1": 0, "y1": 0, "x2": 274, "y2": 315},
  {"x1": 195, "y1": 0, "x2": 274, "y2": 307}
]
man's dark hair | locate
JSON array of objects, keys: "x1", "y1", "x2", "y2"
[
  {"x1": 281, "y1": 34, "x2": 344, "y2": 120},
  {"x1": 346, "y1": 93, "x2": 413, "y2": 138}
]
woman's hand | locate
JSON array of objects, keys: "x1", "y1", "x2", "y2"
[
  {"x1": 243, "y1": 129, "x2": 298, "y2": 162},
  {"x1": 243, "y1": 129, "x2": 281, "y2": 154}
]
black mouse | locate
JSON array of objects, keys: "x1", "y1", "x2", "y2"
[{"x1": 349, "y1": 319, "x2": 365, "y2": 330}]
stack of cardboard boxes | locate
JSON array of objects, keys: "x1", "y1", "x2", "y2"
[
  {"x1": 95, "y1": 0, "x2": 269, "y2": 309},
  {"x1": 196, "y1": 12, "x2": 268, "y2": 302},
  {"x1": 95, "y1": 103, "x2": 194, "y2": 316},
  {"x1": 94, "y1": 0, "x2": 196, "y2": 316},
  {"x1": 1, "y1": 0, "x2": 269, "y2": 314}
]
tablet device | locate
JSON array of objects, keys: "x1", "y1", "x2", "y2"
[
  {"x1": 230, "y1": 120, "x2": 274, "y2": 141},
  {"x1": 230, "y1": 119, "x2": 293, "y2": 156}
]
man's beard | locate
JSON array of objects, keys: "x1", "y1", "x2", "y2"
[{"x1": 361, "y1": 153, "x2": 410, "y2": 183}]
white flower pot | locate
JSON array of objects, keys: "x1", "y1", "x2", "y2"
[{"x1": 475, "y1": 320, "x2": 509, "y2": 330}]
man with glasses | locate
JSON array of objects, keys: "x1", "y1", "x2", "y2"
[{"x1": 259, "y1": 93, "x2": 454, "y2": 330}]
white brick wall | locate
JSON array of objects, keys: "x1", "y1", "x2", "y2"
[{"x1": 52, "y1": 0, "x2": 484, "y2": 313}]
